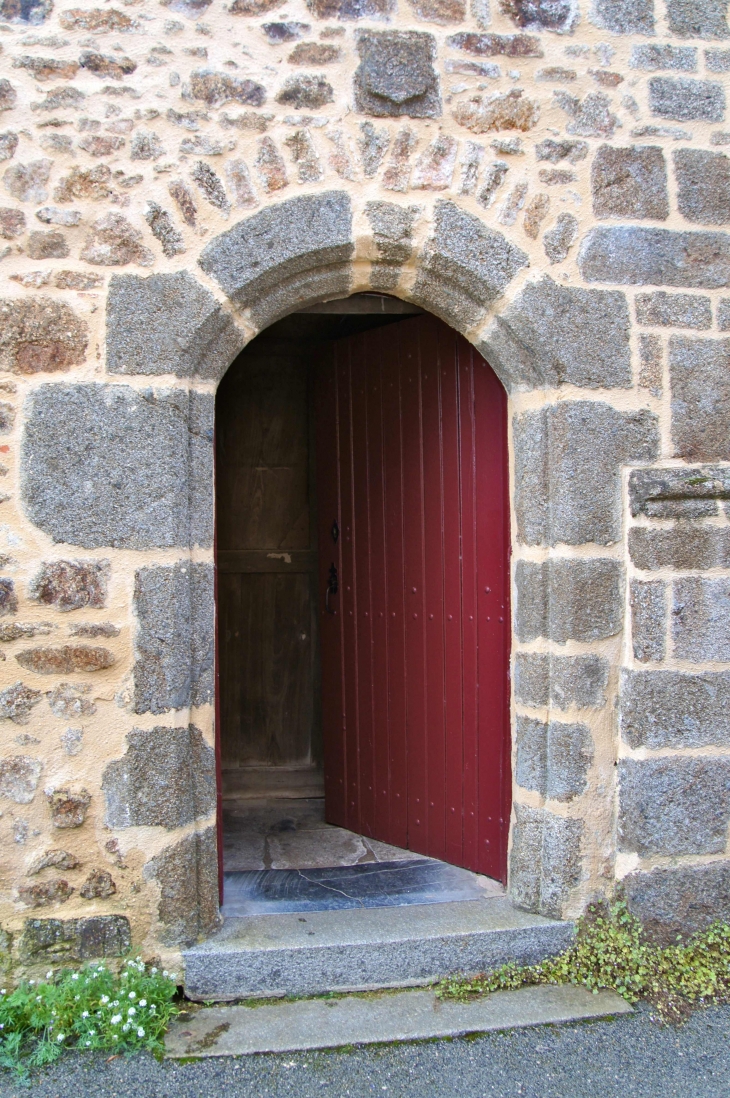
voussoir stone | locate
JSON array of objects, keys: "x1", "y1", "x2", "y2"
[
  {"x1": 515, "y1": 558, "x2": 623, "y2": 643},
  {"x1": 365, "y1": 201, "x2": 419, "y2": 291},
  {"x1": 143, "y1": 826, "x2": 219, "y2": 947},
  {"x1": 412, "y1": 199, "x2": 528, "y2": 333},
  {"x1": 354, "y1": 31, "x2": 440, "y2": 119},
  {"x1": 589, "y1": 0, "x2": 655, "y2": 36},
  {"x1": 199, "y1": 191, "x2": 353, "y2": 328},
  {"x1": 513, "y1": 402, "x2": 658, "y2": 546},
  {"x1": 103, "y1": 725, "x2": 216, "y2": 829},
  {"x1": 673, "y1": 576, "x2": 730, "y2": 661},
  {"x1": 629, "y1": 464, "x2": 730, "y2": 519},
  {"x1": 479, "y1": 277, "x2": 632, "y2": 391},
  {"x1": 620, "y1": 668, "x2": 730, "y2": 749},
  {"x1": 21, "y1": 384, "x2": 214, "y2": 550},
  {"x1": 618, "y1": 756, "x2": 730, "y2": 856},
  {"x1": 515, "y1": 716, "x2": 593, "y2": 802},
  {"x1": 673, "y1": 148, "x2": 730, "y2": 225},
  {"x1": 20, "y1": 914, "x2": 131, "y2": 962},
  {"x1": 624, "y1": 863, "x2": 730, "y2": 945},
  {"x1": 669, "y1": 336, "x2": 730, "y2": 460},
  {"x1": 591, "y1": 145, "x2": 669, "y2": 220},
  {"x1": 133, "y1": 563, "x2": 214, "y2": 715},
  {"x1": 579, "y1": 227, "x2": 730, "y2": 288},
  {"x1": 509, "y1": 803, "x2": 582, "y2": 918},
  {"x1": 514, "y1": 652, "x2": 609, "y2": 710},
  {"x1": 106, "y1": 272, "x2": 245, "y2": 381}
]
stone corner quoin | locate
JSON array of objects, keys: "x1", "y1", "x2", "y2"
[{"x1": 0, "y1": 0, "x2": 729, "y2": 976}]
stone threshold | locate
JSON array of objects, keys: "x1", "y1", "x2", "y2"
[{"x1": 166, "y1": 984, "x2": 631, "y2": 1058}]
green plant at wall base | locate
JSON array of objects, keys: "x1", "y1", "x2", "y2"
[
  {"x1": 438, "y1": 898, "x2": 730, "y2": 1024},
  {"x1": 0, "y1": 958, "x2": 179, "y2": 1075}
]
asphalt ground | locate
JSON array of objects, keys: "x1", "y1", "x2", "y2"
[{"x1": 0, "y1": 1002, "x2": 728, "y2": 1098}]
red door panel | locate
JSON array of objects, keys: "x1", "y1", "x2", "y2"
[{"x1": 315, "y1": 314, "x2": 510, "y2": 881}]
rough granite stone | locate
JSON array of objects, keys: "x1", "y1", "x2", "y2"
[
  {"x1": 649, "y1": 77, "x2": 725, "y2": 122},
  {"x1": 635, "y1": 290, "x2": 712, "y2": 328},
  {"x1": 665, "y1": 0, "x2": 730, "y2": 40},
  {"x1": 46, "y1": 683, "x2": 96, "y2": 721},
  {"x1": 510, "y1": 803, "x2": 582, "y2": 918},
  {"x1": 354, "y1": 31, "x2": 440, "y2": 119},
  {"x1": 103, "y1": 725, "x2": 216, "y2": 829},
  {"x1": 46, "y1": 788, "x2": 91, "y2": 828},
  {"x1": 29, "y1": 560, "x2": 109, "y2": 612},
  {"x1": 624, "y1": 863, "x2": 730, "y2": 945},
  {"x1": 673, "y1": 576, "x2": 730, "y2": 661},
  {"x1": 535, "y1": 137, "x2": 587, "y2": 162},
  {"x1": 303, "y1": 0, "x2": 394, "y2": 15},
  {"x1": 143, "y1": 827, "x2": 219, "y2": 947},
  {"x1": 629, "y1": 525, "x2": 730, "y2": 569},
  {"x1": 630, "y1": 579, "x2": 666, "y2": 662},
  {"x1": 21, "y1": 384, "x2": 214, "y2": 550},
  {"x1": 674, "y1": 148, "x2": 730, "y2": 225},
  {"x1": 275, "y1": 74, "x2": 333, "y2": 110},
  {"x1": 79, "y1": 870, "x2": 116, "y2": 901},
  {"x1": 453, "y1": 90, "x2": 540, "y2": 134},
  {"x1": 133, "y1": 563, "x2": 214, "y2": 715},
  {"x1": 514, "y1": 652, "x2": 609, "y2": 709},
  {"x1": 20, "y1": 914, "x2": 131, "y2": 962},
  {"x1": 15, "y1": 646, "x2": 114, "y2": 675},
  {"x1": 189, "y1": 70, "x2": 266, "y2": 108},
  {"x1": 618, "y1": 756, "x2": 730, "y2": 856},
  {"x1": 365, "y1": 201, "x2": 419, "y2": 291},
  {"x1": 514, "y1": 402, "x2": 658, "y2": 546},
  {"x1": 554, "y1": 91, "x2": 619, "y2": 137},
  {"x1": 579, "y1": 227, "x2": 730, "y2": 288},
  {"x1": 0, "y1": 683, "x2": 42, "y2": 725},
  {"x1": 629, "y1": 464, "x2": 730, "y2": 519},
  {"x1": 199, "y1": 191, "x2": 353, "y2": 328},
  {"x1": 515, "y1": 715, "x2": 593, "y2": 802},
  {"x1": 106, "y1": 272, "x2": 245, "y2": 381},
  {"x1": 515, "y1": 558, "x2": 624, "y2": 643},
  {"x1": 0, "y1": 297, "x2": 88, "y2": 375},
  {"x1": 358, "y1": 122, "x2": 390, "y2": 177},
  {"x1": 412, "y1": 200, "x2": 528, "y2": 331},
  {"x1": 144, "y1": 202, "x2": 185, "y2": 259},
  {"x1": 589, "y1": 0, "x2": 654, "y2": 35},
  {"x1": 542, "y1": 212, "x2": 578, "y2": 263},
  {"x1": 500, "y1": 0, "x2": 578, "y2": 34},
  {"x1": 621, "y1": 668, "x2": 730, "y2": 749},
  {"x1": 27, "y1": 849, "x2": 81, "y2": 876},
  {"x1": 670, "y1": 336, "x2": 730, "y2": 460},
  {"x1": 446, "y1": 32, "x2": 544, "y2": 57},
  {"x1": 591, "y1": 145, "x2": 669, "y2": 220},
  {"x1": 0, "y1": 755, "x2": 42, "y2": 803},
  {"x1": 630, "y1": 44, "x2": 697, "y2": 71},
  {"x1": 27, "y1": 231, "x2": 68, "y2": 260},
  {"x1": 80, "y1": 213, "x2": 154, "y2": 268},
  {"x1": 706, "y1": 48, "x2": 730, "y2": 72},
  {"x1": 19, "y1": 880, "x2": 74, "y2": 908},
  {"x1": 482, "y1": 278, "x2": 632, "y2": 392}
]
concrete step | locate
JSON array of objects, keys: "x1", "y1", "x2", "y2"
[
  {"x1": 182, "y1": 897, "x2": 574, "y2": 1001},
  {"x1": 167, "y1": 984, "x2": 631, "y2": 1058}
]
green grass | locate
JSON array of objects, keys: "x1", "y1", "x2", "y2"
[{"x1": 438, "y1": 896, "x2": 730, "y2": 1024}]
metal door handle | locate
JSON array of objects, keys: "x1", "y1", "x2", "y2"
[{"x1": 325, "y1": 562, "x2": 338, "y2": 613}]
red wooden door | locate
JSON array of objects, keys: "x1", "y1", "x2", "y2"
[{"x1": 314, "y1": 314, "x2": 510, "y2": 881}]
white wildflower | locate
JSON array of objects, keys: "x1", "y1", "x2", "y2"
[
  {"x1": 139, "y1": 999, "x2": 147, "y2": 1008},
  {"x1": 122, "y1": 1023, "x2": 130, "y2": 1033},
  {"x1": 111, "y1": 1014, "x2": 122, "y2": 1025},
  {"x1": 150, "y1": 968, "x2": 157, "y2": 975},
  {"x1": 82, "y1": 1011, "x2": 89, "y2": 1018},
  {"x1": 46, "y1": 970, "x2": 53, "y2": 979},
  {"x1": 71, "y1": 973, "x2": 79, "y2": 981},
  {"x1": 128, "y1": 991, "x2": 136, "y2": 1000},
  {"x1": 100, "y1": 995, "x2": 109, "y2": 1004},
  {"x1": 128, "y1": 1007, "x2": 136, "y2": 1017},
  {"x1": 137, "y1": 1027, "x2": 145, "y2": 1038},
  {"x1": 56, "y1": 1034, "x2": 65, "y2": 1042}
]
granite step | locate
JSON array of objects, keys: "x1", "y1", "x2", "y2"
[{"x1": 182, "y1": 897, "x2": 574, "y2": 1001}]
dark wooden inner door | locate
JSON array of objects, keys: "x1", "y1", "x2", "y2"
[{"x1": 314, "y1": 314, "x2": 511, "y2": 881}]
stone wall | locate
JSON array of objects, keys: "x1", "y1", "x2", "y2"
[{"x1": 0, "y1": 0, "x2": 729, "y2": 974}]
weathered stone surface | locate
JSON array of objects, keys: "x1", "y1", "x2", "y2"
[
  {"x1": 133, "y1": 563, "x2": 214, "y2": 715},
  {"x1": 79, "y1": 50, "x2": 136, "y2": 81},
  {"x1": 19, "y1": 880, "x2": 73, "y2": 908},
  {"x1": 500, "y1": 0, "x2": 578, "y2": 34},
  {"x1": 225, "y1": 161, "x2": 257, "y2": 209},
  {"x1": 412, "y1": 135, "x2": 458, "y2": 190},
  {"x1": 3, "y1": 159, "x2": 51, "y2": 203},
  {"x1": 81, "y1": 213, "x2": 154, "y2": 268},
  {"x1": 16, "y1": 646, "x2": 114, "y2": 675},
  {"x1": 510, "y1": 803, "x2": 582, "y2": 918},
  {"x1": 0, "y1": 683, "x2": 42, "y2": 725},
  {"x1": 0, "y1": 0, "x2": 52, "y2": 21},
  {"x1": 46, "y1": 788, "x2": 91, "y2": 829},
  {"x1": 13, "y1": 56, "x2": 78, "y2": 82},
  {"x1": 0, "y1": 623, "x2": 53, "y2": 644},
  {"x1": 46, "y1": 682, "x2": 96, "y2": 720},
  {"x1": 142, "y1": 203, "x2": 185, "y2": 259},
  {"x1": 621, "y1": 669, "x2": 730, "y2": 749},
  {"x1": 523, "y1": 192, "x2": 550, "y2": 238},
  {"x1": 354, "y1": 31, "x2": 440, "y2": 119},
  {"x1": 481, "y1": 278, "x2": 632, "y2": 391},
  {"x1": 514, "y1": 402, "x2": 657, "y2": 546},
  {"x1": 514, "y1": 652, "x2": 609, "y2": 709},
  {"x1": 624, "y1": 863, "x2": 730, "y2": 945},
  {"x1": 412, "y1": 200, "x2": 528, "y2": 331},
  {"x1": 649, "y1": 77, "x2": 725, "y2": 122},
  {"x1": 304, "y1": 0, "x2": 394, "y2": 17},
  {"x1": 169, "y1": 179, "x2": 198, "y2": 226},
  {"x1": 284, "y1": 129, "x2": 323, "y2": 184},
  {"x1": 446, "y1": 32, "x2": 543, "y2": 56},
  {"x1": 0, "y1": 755, "x2": 42, "y2": 803},
  {"x1": 20, "y1": 914, "x2": 131, "y2": 962},
  {"x1": 515, "y1": 716, "x2": 593, "y2": 802},
  {"x1": 103, "y1": 725, "x2": 216, "y2": 829},
  {"x1": 191, "y1": 161, "x2": 229, "y2": 215},
  {"x1": 666, "y1": 0, "x2": 730, "y2": 40},
  {"x1": 28, "y1": 849, "x2": 81, "y2": 876},
  {"x1": 0, "y1": 79, "x2": 17, "y2": 112},
  {"x1": 77, "y1": 134, "x2": 125, "y2": 159},
  {"x1": 537, "y1": 167, "x2": 575, "y2": 185},
  {"x1": 382, "y1": 126, "x2": 417, "y2": 191},
  {"x1": 674, "y1": 148, "x2": 730, "y2": 225},
  {"x1": 29, "y1": 560, "x2": 109, "y2": 613},
  {"x1": 106, "y1": 273, "x2": 244, "y2": 381},
  {"x1": 358, "y1": 122, "x2": 390, "y2": 177},
  {"x1": 635, "y1": 290, "x2": 712, "y2": 328},
  {"x1": 143, "y1": 826, "x2": 219, "y2": 947},
  {"x1": 554, "y1": 91, "x2": 619, "y2": 136},
  {"x1": 366, "y1": 201, "x2": 418, "y2": 291},
  {"x1": 706, "y1": 48, "x2": 730, "y2": 72},
  {"x1": 0, "y1": 132, "x2": 18, "y2": 162},
  {"x1": 542, "y1": 212, "x2": 578, "y2": 262},
  {"x1": 61, "y1": 727, "x2": 83, "y2": 755},
  {"x1": 629, "y1": 525, "x2": 730, "y2": 569},
  {"x1": 630, "y1": 44, "x2": 697, "y2": 71},
  {"x1": 535, "y1": 137, "x2": 587, "y2": 162},
  {"x1": 263, "y1": 21, "x2": 309, "y2": 41},
  {"x1": 406, "y1": 0, "x2": 465, "y2": 23},
  {"x1": 670, "y1": 336, "x2": 730, "y2": 460},
  {"x1": 618, "y1": 757, "x2": 730, "y2": 856},
  {"x1": 288, "y1": 42, "x2": 341, "y2": 63},
  {"x1": 630, "y1": 579, "x2": 665, "y2": 662},
  {"x1": 254, "y1": 137, "x2": 288, "y2": 194},
  {"x1": 454, "y1": 90, "x2": 539, "y2": 133},
  {"x1": 0, "y1": 298, "x2": 88, "y2": 375},
  {"x1": 630, "y1": 465, "x2": 730, "y2": 519},
  {"x1": 276, "y1": 74, "x2": 333, "y2": 109},
  {"x1": 0, "y1": 208, "x2": 25, "y2": 239},
  {"x1": 0, "y1": 578, "x2": 16, "y2": 619},
  {"x1": 60, "y1": 8, "x2": 135, "y2": 30},
  {"x1": 22, "y1": 384, "x2": 214, "y2": 550},
  {"x1": 80, "y1": 870, "x2": 116, "y2": 900},
  {"x1": 515, "y1": 558, "x2": 623, "y2": 643},
  {"x1": 199, "y1": 191, "x2": 352, "y2": 327},
  {"x1": 673, "y1": 576, "x2": 730, "y2": 661},
  {"x1": 579, "y1": 227, "x2": 730, "y2": 288},
  {"x1": 591, "y1": 145, "x2": 668, "y2": 220},
  {"x1": 26, "y1": 231, "x2": 68, "y2": 260}
]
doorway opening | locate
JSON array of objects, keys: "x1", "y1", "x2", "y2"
[{"x1": 215, "y1": 296, "x2": 511, "y2": 916}]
